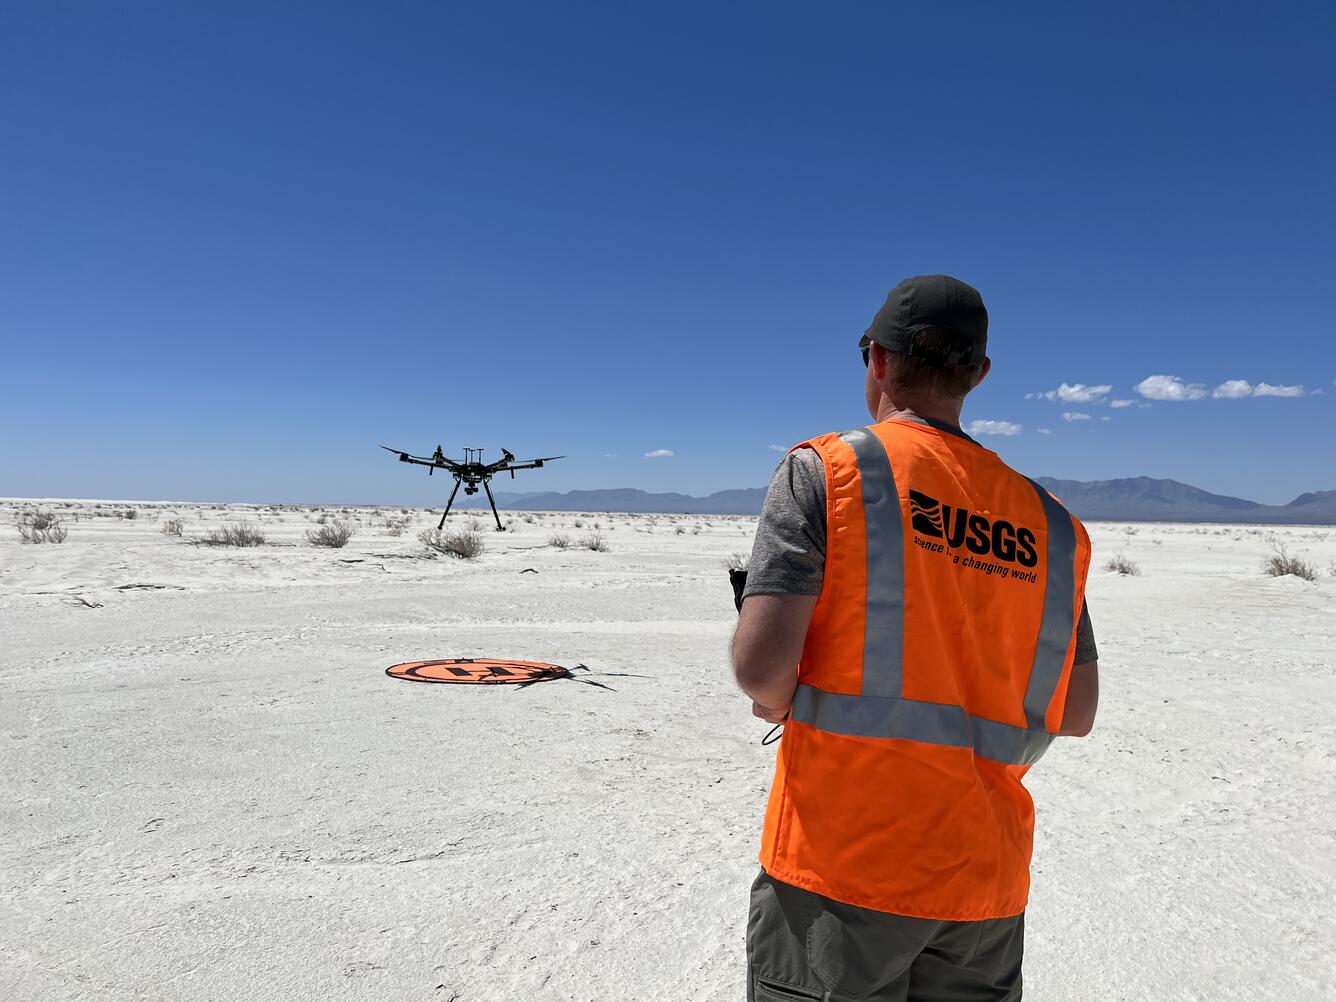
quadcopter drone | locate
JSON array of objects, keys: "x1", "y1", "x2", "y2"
[{"x1": 381, "y1": 444, "x2": 563, "y2": 531}]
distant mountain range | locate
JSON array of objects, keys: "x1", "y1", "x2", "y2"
[
  {"x1": 1032, "y1": 477, "x2": 1336, "y2": 525},
  {"x1": 456, "y1": 477, "x2": 1336, "y2": 524}
]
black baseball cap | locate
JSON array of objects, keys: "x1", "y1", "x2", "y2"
[{"x1": 860, "y1": 274, "x2": 988, "y2": 367}]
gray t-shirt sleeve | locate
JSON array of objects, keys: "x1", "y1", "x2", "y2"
[
  {"x1": 743, "y1": 447, "x2": 827, "y2": 597},
  {"x1": 743, "y1": 446, "x2": 1101, "y2": 664}
]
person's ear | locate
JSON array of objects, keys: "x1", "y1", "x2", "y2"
[
  {"x1": 871, "y1": 342, "x2": 890, "y2": 380},
  {"x1": 974, "y1": 356, "x2": 992, "y2": 389}
]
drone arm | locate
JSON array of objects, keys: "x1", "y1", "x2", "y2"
[
  {"x1": 381, "y1": 445, "x2": 465, "y2": 473},
  {"x1": 403, "y1": 455, "x2": 462, "y2": 473},
  {"x1": 488, "y1": 456, "x2": 564, "y2": 474}
]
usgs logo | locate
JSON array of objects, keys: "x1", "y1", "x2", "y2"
[{"x1": 909, "y1": 490, "x2": 1039, "y2": 568}]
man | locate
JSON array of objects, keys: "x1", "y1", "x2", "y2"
[{"x1": 731, "y1": 275, "x2": 1099, "y2": 1002}]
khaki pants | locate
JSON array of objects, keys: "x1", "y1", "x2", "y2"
[{"x1": 747, "y1": 869, "x2": 1025, "y2": 1002}]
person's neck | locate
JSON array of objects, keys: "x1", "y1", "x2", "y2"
[{"x1": 873, "y1": 396, "x2": 964, "y2": 429}]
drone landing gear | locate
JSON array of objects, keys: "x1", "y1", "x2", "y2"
[
  {"x1": 483, "y1": 480, "x2": 506, "y2": 532},
  {"x1": 436, "y1": 479, "x2": 462, "y2": 531},
  {"x1": 435, "y1": 476, "x2": 506, "y2": 532}
]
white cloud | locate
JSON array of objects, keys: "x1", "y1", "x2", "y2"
[
  {"x1": 768, "y1": 443, "x2": 787, "y2": 452},
  {"x1": 1212, "y1": 379, "x2": 1253, "y2": 399},
  {"x1": 1212, "y1": 379, "x2": 1306, "y2": 399},
  {"x1": 1135, "y1": 374, "x2": 1207, "y2": 401},
  {"x1": 1109, "y1": 398, "x2": 1136, "y2": 408},
  {"x1": 1036, "y1": 428, "x2": 1052, "y2": 435},
  {"x1": 602, "y1": 453, "x2": 620, "y2": 459},
  {"x1": 968, "y1": 420, "x2": 1022, "y2": 437},
  {"x1": 1252, "y1": 382, "x2": 1305, "y2": 397},
  {"x1": 1029, "y1": 382, "x2": 1113, "y2": 404},
  {"x1": 1101, "y1": 416, "x2": 1111, "y2": 421},
  {"x1": 643, "y1": 449, "x2": 674, "y2": 459},
  {"x1": 1062, "y1": 412, "x2": 1093, "y2": 422}
]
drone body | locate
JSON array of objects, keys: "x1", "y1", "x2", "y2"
[{"x1": 381, "y1": 445, "x2": 563, "y2": 530}]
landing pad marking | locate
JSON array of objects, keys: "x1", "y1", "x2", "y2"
[{"x1": 386, "y1": 658, "x2": 569, "y2": 685}]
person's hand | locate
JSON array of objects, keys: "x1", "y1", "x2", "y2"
[{"x1": 752, "y1": 701, "x2": 790, "y2": 725}]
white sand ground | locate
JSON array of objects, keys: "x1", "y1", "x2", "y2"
[{"x1": 2, "y1": 499, "x2": 1334, "y2": 1001}]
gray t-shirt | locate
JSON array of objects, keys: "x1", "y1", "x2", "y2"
[{"x1": 745, "y1": 446, "x2": 1099, "y2": 665}]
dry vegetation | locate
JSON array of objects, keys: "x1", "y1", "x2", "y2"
[
  {"x1": 1263, "y1": 543, "x2": 1317, "y2": 581},
  {"x1": 161, "y1": 518, "x2": 184, "y2": 537},
  {"x1": 306, "y1": 520, "x2": 356, "y2": 548},
  {"x1": 199, "y1": 522, "x2": 266, "y2": 547},
  {"x1": 419, "y1": 527, "x2": 485, "y2": 559},
  {"x1": 15, "y1": 509, "x2": 69, "y2": 543},
  {"x1": 1105, "y1": 553, "x2": 1141, "y2": 575}
]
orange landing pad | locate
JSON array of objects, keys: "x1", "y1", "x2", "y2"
[{"x1": 386, "y1": 658, "x2": 569, "y2": 684}]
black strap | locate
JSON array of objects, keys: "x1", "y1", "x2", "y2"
[{"x1": 761, "y1": 716, "x2": 788, "y2": 745}]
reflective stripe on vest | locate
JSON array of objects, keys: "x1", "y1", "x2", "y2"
[
  {"x1": 1023, "y1": 478, "x2": 1078, "y2": 730},
  {"x1": 787, "y1": 428, "x2": 1080, "y2": 766}
]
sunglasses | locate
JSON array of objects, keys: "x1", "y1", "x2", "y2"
[{"x1": 860, "y1": 341, "x2": 872, "y2": 367}]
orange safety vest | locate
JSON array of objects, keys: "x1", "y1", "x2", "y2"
[{"x1": 759, "y1": 416, "x2": 1092, "y2": 921}]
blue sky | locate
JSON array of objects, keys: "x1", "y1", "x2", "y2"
[{"x1": 2, "y1": 2, "x2": 1332, "y2": 506}]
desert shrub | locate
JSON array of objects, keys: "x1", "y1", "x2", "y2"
[
  {"x1": 122, "y1": 508, "x2": 139, "y2": 520},
  {"x1": 547, "y1": 533, "x2": 571, "y2": 549},
  {"x1": 306, "y1": 520, "x2": 356, "y2": 548},
  {"x1": 1105, "y1": 554, "x2": 1140, "y2": 576},
  {"x1": 1263, "y1": 544, "x2": 1317, "y2": 581},
  {"x1": 580, "y1": 532, "x2": 609, "y2": 552},
  {"x1": 573, "y1": 519, "x2": 583, "y2": 528},
  {"x1": 722, "y1": 552, "x2": 750, "y2": 572},
  {"x1": 314, "y1": 513, "x2": 329, "y2": 525},
  {"x1": 161, "y1": 518, "x2": 185, "y2": 537},
  {"x1": 675, "y1": 525, "x2": 686, "y2": 535},
  {"x1": 200, "y1": 522, "x2": 266, "y2": 547},
  {"x1": 420, "y1": 527, "x2": 484, "y2": 559},
  {"x1": 16, "y1": 510, "x2": 69, "y2": 543},
  {"x1": 384, "y1": 517, "x2": 410, "y2": 537}
]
